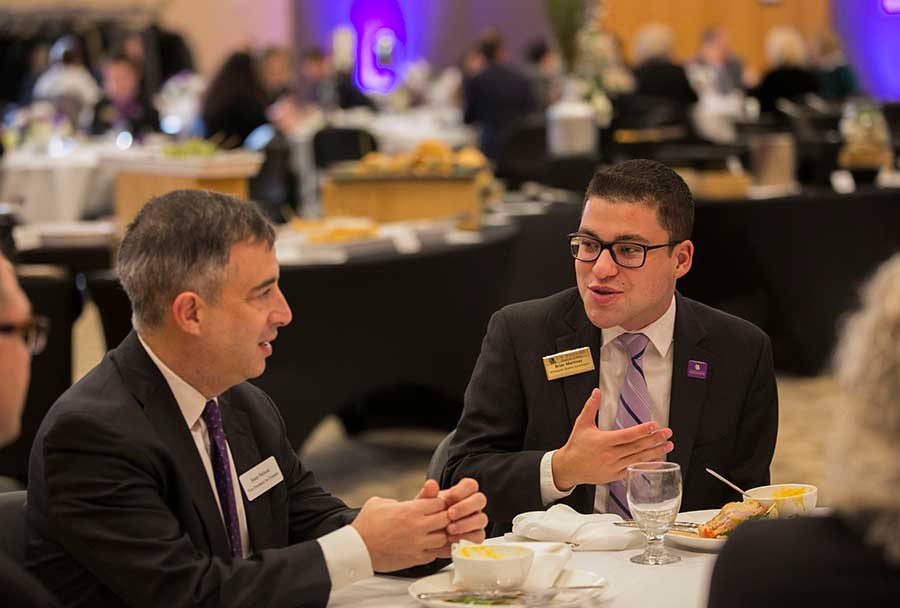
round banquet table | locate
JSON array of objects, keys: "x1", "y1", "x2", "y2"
[{"x1": 328, "y1": 543, "x2": 717, "y2": 607}]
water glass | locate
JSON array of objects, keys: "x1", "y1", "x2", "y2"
[{"x1": 626, "y1": 462, "x2": 682, "y2": 565}]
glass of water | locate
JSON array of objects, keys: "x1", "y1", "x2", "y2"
[{"x1": 626, "y1": 462, "x2": 682, "y2": 565}]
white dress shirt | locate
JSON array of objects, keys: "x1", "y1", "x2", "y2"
[
  {"x1": 539, "y1": 295, "x2": 677, "y2": 511},
  {"x1": 139, "y1": 336, "x2": 373, "y2": 592}
]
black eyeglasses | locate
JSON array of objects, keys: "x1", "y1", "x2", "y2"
[
  {"x1": 0, "y1": 315, "x2": 50, "y2": 355},
  {"x1": 568, "y1": 233, "x2": 681, "y2": 269}
]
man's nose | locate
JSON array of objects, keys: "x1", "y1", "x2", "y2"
[
  {"x1": 272, "y1": 288, "x2": 293, "y2": 327},
  {"x1": 592, "y1": 248, "x2": 619, "y2": 279}
]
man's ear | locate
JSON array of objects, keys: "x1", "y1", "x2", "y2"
[
  {"x1": 673, "y1": 240, "x2": 694, "y2": 280},
  {"x1": 171, "y1": 292, "x2": 205, "y2": 336}
]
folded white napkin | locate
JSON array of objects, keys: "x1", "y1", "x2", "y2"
[
  {"x1": 451, "y1": 540, "x2": 572, "y2": 590},
  {"x1": 510, "y1": 504, "x2": 644, "y2": 551}
]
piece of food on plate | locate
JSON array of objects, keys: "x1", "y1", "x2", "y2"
[{"x1": 697, "y1": 499, "x2": 778, "y2": 538}]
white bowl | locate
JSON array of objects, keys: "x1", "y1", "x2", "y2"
[
  {"x1": 744, "y1": 483, "x2": 818, "y2": 517},
  {"x1": 451, "y1": 543, "x2": 534, "y2": 590}
]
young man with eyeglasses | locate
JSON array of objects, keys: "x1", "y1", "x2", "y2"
[
  {"x1": 443, "y1": 159, "x2": 778, "y2": 535},
  {"x1": 0, "y1": 254, "x2": 59, "y2": 607}
]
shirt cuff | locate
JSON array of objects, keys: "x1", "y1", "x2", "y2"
[
  {"x1": 540, "y1": 450, "x2": 574, "y2": 505},
  {"x1": 317, "y1": 525, "x2": 374, "y2": 593}
]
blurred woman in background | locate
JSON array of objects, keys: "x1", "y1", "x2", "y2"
[
  {"x1": 751, "y1": 26, "x2": 819, "y2": 115},
  {"x1": 200, "y1": 51, "x2": 269, "y2": 149}
]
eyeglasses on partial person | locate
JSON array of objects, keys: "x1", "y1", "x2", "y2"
[
  {"x1": 0, "y1": 315, "x2": 50, "y2": 355},
  {"x1": 568, "y1": 233, "x2": 682, "y2": 269}
]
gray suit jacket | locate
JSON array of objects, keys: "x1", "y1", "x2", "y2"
[
  {"x1": 443, "y1": 288, "x2": 778, "y2": 534},
  {"x1": 25, "y1": 331, "x2": 357, "y2": 608}
]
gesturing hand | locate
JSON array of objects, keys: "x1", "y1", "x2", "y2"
[{"x1": 551, "y1": 388, "x2": 674, "y2": 491}]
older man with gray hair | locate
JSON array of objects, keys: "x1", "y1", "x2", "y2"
[{"x1": 25, "y1": 190, "x2": 488, "y2": 608}]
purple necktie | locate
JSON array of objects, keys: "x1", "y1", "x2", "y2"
[
  {"x1": 202, "y1": 399, "x2": 243, "y2": 559},
  {"x1": 607, "y1": 333, "x2": 653, "y2": 519}
]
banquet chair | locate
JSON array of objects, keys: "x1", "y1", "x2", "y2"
[
  {"x1": 84, "y1": 270, "x2": 133, "y2": 351},
  {"x1": 0, "y1": 266, "x2": 80, "y2": 483},
  {"x1": 0, "y1": 491, "x2": 27, "y2": 563},
  {"x1": 426, "y1": 430, "x2": 456, "y2": 482},
  {"x1": 494, "y1": 119, "x2": 548, "y2": 188},
  {"x1": 312, "y1": 127, "x2": 377, "y2": 169}
]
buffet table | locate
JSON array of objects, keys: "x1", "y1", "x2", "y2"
[{"x1": 330, "y1": 544, "x2": 716, "y2": 607}]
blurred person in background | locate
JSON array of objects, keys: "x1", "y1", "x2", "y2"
[
  {"x1": 523, "y1": 40, "x2": 564, "y2": 110},
  {"x1": 631, "y1": 23, "x2": 697, "y2": 106},
  {"x1": 259, "y1": 46, "x2": 296, "y2": 104},
  {"x1": 812, "y1": 30, "x2": 860, "y2": 101},
  {"x1": 201, "y1": 51, "x2": 270, "y2": 149},
  {"x1": 707, "y1": 252, "x2": 900, "y2": 607},
  {"x1": 688, "y1": 27, "x2": 756, "y2": 96},
  {"x1": 32, "y1": 35, "x2": 101, "y2": 129},
  {"x1": 0, "y1": 254, "x2": 58, "y2": 607},
  {"x1": 750, "y1": 26, "x2": 819, "y2": 115},
  {"x1": 463, "y1": 33, "x2": 537, "y2": 160},
  {"x1": 90, "y1": 52, "x2": 159, "y2": 137},
  {"x1": 300, "y1": 46, "x2": 375, "y2": 111}
]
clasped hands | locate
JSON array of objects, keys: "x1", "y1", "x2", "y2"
[
  {"x1": 351, "y1": 477, "x2": 487, "y2": 572},
  {"x1": 552, "y1": 388, "x2": 674, "y2": 492}
]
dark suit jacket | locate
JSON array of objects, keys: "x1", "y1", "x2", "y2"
[
  {"x1": 463, "y1": 62, "x2": 537, "y2": 160},
  {"x1": 708, "y1": 515, "x2": 900, "y2": 608},
  {"x1": 442, "y1": 288, "x2": 777, "y2": 534},
  {"x1": 0, "y1": 553, "x2": 59, "y2": 607},
  {"x1": 25, "y1": 331, "x2": 360, "y2": 608}
]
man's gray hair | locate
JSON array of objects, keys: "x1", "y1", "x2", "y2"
[
  {"x1": 827, "y1": 252, "x2": 900, "y2": 564},
  {"x1": 116, "y1": 190, "x2": 275, "y2": 330}
]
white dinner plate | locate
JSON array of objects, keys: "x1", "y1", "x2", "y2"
[
  {"x1": 408, "y1": 569, "x2": 606, "y2": 607},
  {"x1": 664, "y1": 509, "x2": 725, "y2": 552}
]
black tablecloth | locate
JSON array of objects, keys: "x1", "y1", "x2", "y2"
[{"x1": 87, "y1": 225, "x2": 519, "y2": 447}]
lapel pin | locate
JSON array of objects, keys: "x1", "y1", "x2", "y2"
[{"x1": 687, "y1": 360, "x2": 708, "y2": 379}]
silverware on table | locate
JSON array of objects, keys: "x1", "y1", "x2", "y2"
[
  {"x1": 613, "y1": 520, "x2": 699, "y2": 530},
  {"x1": 416, "y1": 584, "x2": 607, "y2": 602}
]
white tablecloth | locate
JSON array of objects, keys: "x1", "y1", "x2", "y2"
[
  {"x1": 0, "y1": 142, "x2": 140, "y2": 223},
  {"x1": 328, "y1": 544, "x2": 717, "y2": 607}
]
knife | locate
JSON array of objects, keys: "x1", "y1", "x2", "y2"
[
  {"x1": 613, "y1": 520, "x2": 699, "y2": 530},
  {"x1": 416, "y1": 584, "x2": 607, "y2": 602}
]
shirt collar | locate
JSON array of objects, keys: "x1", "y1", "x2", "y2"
[
  {"x1": 601, "y1": 295, "x2": 676, "y2": 357},
  {"x1": 138, "y1": 334, "x2": 213, "y2": 429}
]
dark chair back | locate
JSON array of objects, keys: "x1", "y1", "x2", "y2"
[
  {"x1": 312, "y1": 127, "x2": 377, "y2": 169},
  {"x1": 0, "y1": 267, "x2": 80, "y2": 483},
  {"x1": 248, "y1": 131, "x2": 299, "y2": 222},
  {"x1": 495, "y1": 119, "x2": 548, "y2": 188},
  {"x1": 0, "y1": 491, "x2": 26, "y2": 563},
  {"x1": 427, "y1": 430, "x2": 456, "y2": 482},
  {"x1": 85, "y1": 270, "x2": 133, "y2": 350}
]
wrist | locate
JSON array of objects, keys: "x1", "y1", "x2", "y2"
[{"x1": 551, "y1": 448, "x2": 576, "y2": 492}]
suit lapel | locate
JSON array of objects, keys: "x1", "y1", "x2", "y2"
[
  {"x1": 668, "y1": 294, "x2": 712, "y2": 481},
  {"x1": 555, "y1": 295, "x2": 602, "y2": 511},
  {"x1": 114, "y1": 332, "x2": 232, "y2": 559},
  {"x1": 219, "y1": 394, "x2": 276, "y2": 552},
  {"x1": 556, "y1": 296, "x2": 602, "y2": 428}
]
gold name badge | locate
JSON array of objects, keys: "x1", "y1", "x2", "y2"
[{"x1": 542, "y1": 347, "x2": 595, "y2": 381}]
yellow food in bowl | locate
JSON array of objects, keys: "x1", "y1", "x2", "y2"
[{"x1": 772, "y1": 486, "x2": 809, "y2": 499}]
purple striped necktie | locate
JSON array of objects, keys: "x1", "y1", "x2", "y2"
[
  {"x1": 607, "y1": 332, "x2": 653, "y2": 519},
  {"x1": 202, "y1": 399, "x2": 243, "y2": 559}
]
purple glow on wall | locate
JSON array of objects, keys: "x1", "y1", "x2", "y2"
[
  {"x1": 350, "y1": 0, "x2": 407, "y2": 93},
  {"x1": 832, "y1": 0, "x2": 900, "y2": 100},
  {"x1": 883, "y1": 0, "x2": 900, "y2": 14}
]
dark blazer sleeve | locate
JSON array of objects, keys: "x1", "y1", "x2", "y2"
[
  {"x1": 442, "y1": 308, "x2": 549, "y2": 526},
  {"x1": 730, "y1": 332, "x2": 778, "y2": 492},
  {"x1": 41, "y1": 408, "x2": 339, "y2": 608}
]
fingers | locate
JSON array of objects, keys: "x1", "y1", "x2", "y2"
[
  {"x1": 439, "y1": 478, "x2": 479, "y2": 506},
  {"x1": 447, "y1": 490, "x2": 487, "y2": 521},
  {"x1": 408, "y1": 496, "x2": 451, "y2": 516},
  {"x1": 574, "y1": 388, "x2": 603, "y2": 428},
  {"x1": 610, "y1": 421, "x2": 664, "y2": 445},
  {"x1": 447, "y1": 511, "x2": 488, "y2": 537},
  {"x1": 421, "y1": 509, "x2": 452, "y2": 533},
  {"x1": 416, "y1": 479, "x2": 440, "y2": 500}
]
